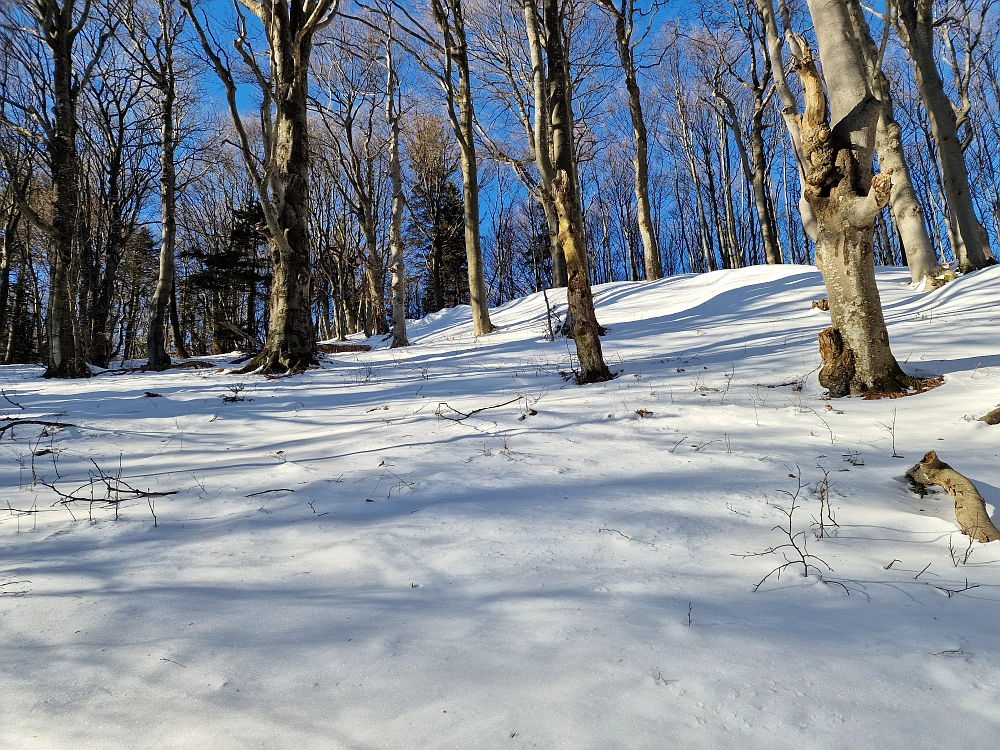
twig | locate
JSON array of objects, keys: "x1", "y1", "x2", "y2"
[
  {"x1": 246, "y1": 488, "x2": 296, "y2": 497},
  {"x1": 599, "y1": 528, "x2": 654, "y2": 545},
  {"x1": 2, "y1": 390, "x2": 24, "y2": 410},
  {"x1": 669, "y1": 435, "x2": 689, "y2": 453},
  {"x1": 934, "y1": 579, "x2": 979, "y2": 598},
  {"x1": 914, "y1": 563, "x2": 932, "y2": 579},
  {"x1": 0, "y1": 420, "x2": 75, "y2": 438},
  {"x1": 435, "y1": 395, "x2": 525, "y2": 422}
]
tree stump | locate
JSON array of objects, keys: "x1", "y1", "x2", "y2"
[{"x1": 907, "y1": 451, "x2": 1000, "y2": 542}]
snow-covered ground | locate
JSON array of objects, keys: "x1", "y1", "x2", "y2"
[{"x1": 2, "y1": 264, "x2": 999, "y2": 749}]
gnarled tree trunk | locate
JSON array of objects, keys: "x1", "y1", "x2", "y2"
[{"x1": 799, "y1": 0, "x2": 913, "y2": 396}]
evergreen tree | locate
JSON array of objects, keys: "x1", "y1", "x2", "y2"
[{"x1": 407, "y1": 178, "x2": 468, "y2": 316}]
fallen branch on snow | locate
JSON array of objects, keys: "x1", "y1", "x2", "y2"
[
  {"x1": 907, "y1": 451, "x2": 1000, "y2": 542},
  {"x1": 0, "y1": 419, "x2": 74, "y2": 438},
  {"x1": 435, "y1": 395, "x2": 526, "y2": 422}
]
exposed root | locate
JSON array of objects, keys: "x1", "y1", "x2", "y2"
[
  {"x1": 234, "y1": 348, "x2": 318, "y2": 375},
  {"x1": 861, "y1": 376, "x2": 944, "y2": 400}
]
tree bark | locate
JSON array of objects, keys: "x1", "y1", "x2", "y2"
[
  {"x1": 142, "y1": 0, "x2": 181, "y2": 369},
  {"x1": 544, "y1": 0, "x2": 610, "y2": 384},
  {"x1": 431, "y1": 0, "x2": 493, "y2": 335},
  {"x1": 182, "y1": 0, "x2": 331, "y2": 374},
  {"x1": 385, "y1": 30, "x2": 409, "y2": 348},
  {"x1": 843, "y1": 1, "x2": 941, "y2": 283},
  {"x1": 798, "y1": 0, "x2": 913, "y2": 396},
  {"x1": 522, "y1": 0, "x2": 567, "y2": 288},
  {"x1": 597, "y1": 0, "x2": 661, "y2": 280},
  {"x1": 46, "y1": 16, "x2": 89, "y2": 377},
  {"x1": 894, "y1": 0, "x2": 992, "y2": 273}
]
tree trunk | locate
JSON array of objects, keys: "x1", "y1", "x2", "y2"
[
  {"x1": 894, "y1": 0, "x2": 992, "y2": 273},
  {"x1": 799, "y1": 0, "x2": 913, "y2": 396},
  {"x1": 386, "y1": 35, "x2": 408, "y2": 348},
  {"x1": 522, "y1": 0, "x2": 567, "y2": 288},
  {"x1": 433, "y1": 0, "x2": 493, "y2": 335},
  {"x1": 598, "y1": 1, "x2": 661, "y2": 280},
  {"x1": 749, "y1": 95, "x2": 782, "y2": 265},
  {"x1": 544, "y1": 0, "x2": 610, "y2": 384},
  {"x1": 146, "y1": 10, "x2": 180, "y2": 370},
  {"x1": 169, "y1": 281, "x2": 189, "y2": 358},
  {"x1": 45, "y1": 20, "x2": 89, "y2": 378},
  {"x1": 845, "y1": 2, "x2": 941, "y2": 283},
  {"x1": 181, "y1": 1, "x2": 334, "y2": 374},
  {"x1": 0, "y1": 209, "x2": 18, "y2": 341},
  {"x1": 147, "y1": 69, "x2": 176, "y2": 370},
  {"x1": 875, "y1": 115, "x2": 941, "y2": 282}
]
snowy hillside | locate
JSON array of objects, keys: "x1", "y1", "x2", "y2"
[{"x1": 2, "y1": 264, "x2": 999, "y2": 749}]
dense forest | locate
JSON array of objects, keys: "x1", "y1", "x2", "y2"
[{"x1": 0, "y1": 0, "x2": 997, "y2": 387}]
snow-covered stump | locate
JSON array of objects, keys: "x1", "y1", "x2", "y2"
[{"x1": 907, "y1": 451, "x2": 1000, "y2": 543}]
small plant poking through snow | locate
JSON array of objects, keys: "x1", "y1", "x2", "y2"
[
  {"x1": 222, "y1": 384, "x2": 246, "y2": 403},
  {"x1": 736, "y1": 469, "x2": 834, "y2": 591}
]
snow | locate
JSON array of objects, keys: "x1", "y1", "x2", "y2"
[{"x1": 2, "y1": 264, "x2": 999, "y2": 749}]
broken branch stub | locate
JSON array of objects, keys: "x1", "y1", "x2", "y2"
[{"x1": 906, "y1": 451, "x2": 1000, "y2": 542}]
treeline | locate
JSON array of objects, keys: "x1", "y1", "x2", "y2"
[{"x1": 0, "y1": 0, "x2": 997, "y2": 378}]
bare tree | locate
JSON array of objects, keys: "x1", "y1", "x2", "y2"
[
  {"x1": 893, "y1": 0, "x2": 993, "y2": 272},
  {"x1": 126, "y1": 0, "x2": 191, "y2": 367},
  {"x1": 594, "y1": 0, "x2": 662, "y2": 279},
  {"x1": 0, "y1": 0, "x2": 115, "y2": 377},
  {"x1": 857, "y1": 6, "x2": 942, "y2": 284},
  {"x1": 181, "y1": 0, "x2": 340, "y2": 373},
  {"x1": 795, "y1": 0, "x2": 913, "y2": 396},
  {"x1": 312, "y1": 20, "x2": 391, "y2": 338},
  {"x1": 384, "y1": 14, "x2": 409, "y2": 347},
  {"x1": 534, "y1": 0, "x2": 611, "y2": 383},
  {"x1": 381, "y1": 0, "x2": 494, "y2": 335}
]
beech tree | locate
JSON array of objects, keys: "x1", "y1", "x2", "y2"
[
  {"x1": 0, "y1": 0, "x2": 115, "y2": 378},
  {"x1": 893, "y1": 0, "x2": 993, "y2": 272},
  {"x1": 530, "y1": 0, "x2": 611, "y2": 383},
  {"x1": 126, "y1": 0, "x2": 190, "y2": 367},
  {"x1": 795, "y1": 0, "x2": 913, "y2": 395},
  {"x1": 385, "y1": 0, "x2": 494, "y2": 335},
  {"x1": 181, "y1": 0, "x2": 340, "y2": 373},
  {"x1": 594, "y1": 0, "x2": 662, "y2": 279}
]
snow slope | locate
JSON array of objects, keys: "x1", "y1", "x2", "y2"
[{"x1": 2, "y1": 265, "x2": 999, "y2": 749}]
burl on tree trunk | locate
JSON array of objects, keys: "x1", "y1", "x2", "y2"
[
  {"x1": 907, "y1": 451, "x2": 1000, "y2": 543},
  {"x1": 792, "y1": 28, "x2": 913, "y2": 397}
]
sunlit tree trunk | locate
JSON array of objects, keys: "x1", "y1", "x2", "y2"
[
  {"x1": 798, "y1": 0, "x2": 913, "y2": 396},
  {"x1": 893, "y1": 0, "x2": 992, "y2": 272},
  {"x1": 544, "y1": 0, "x2": 611, "y2": 383}
]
